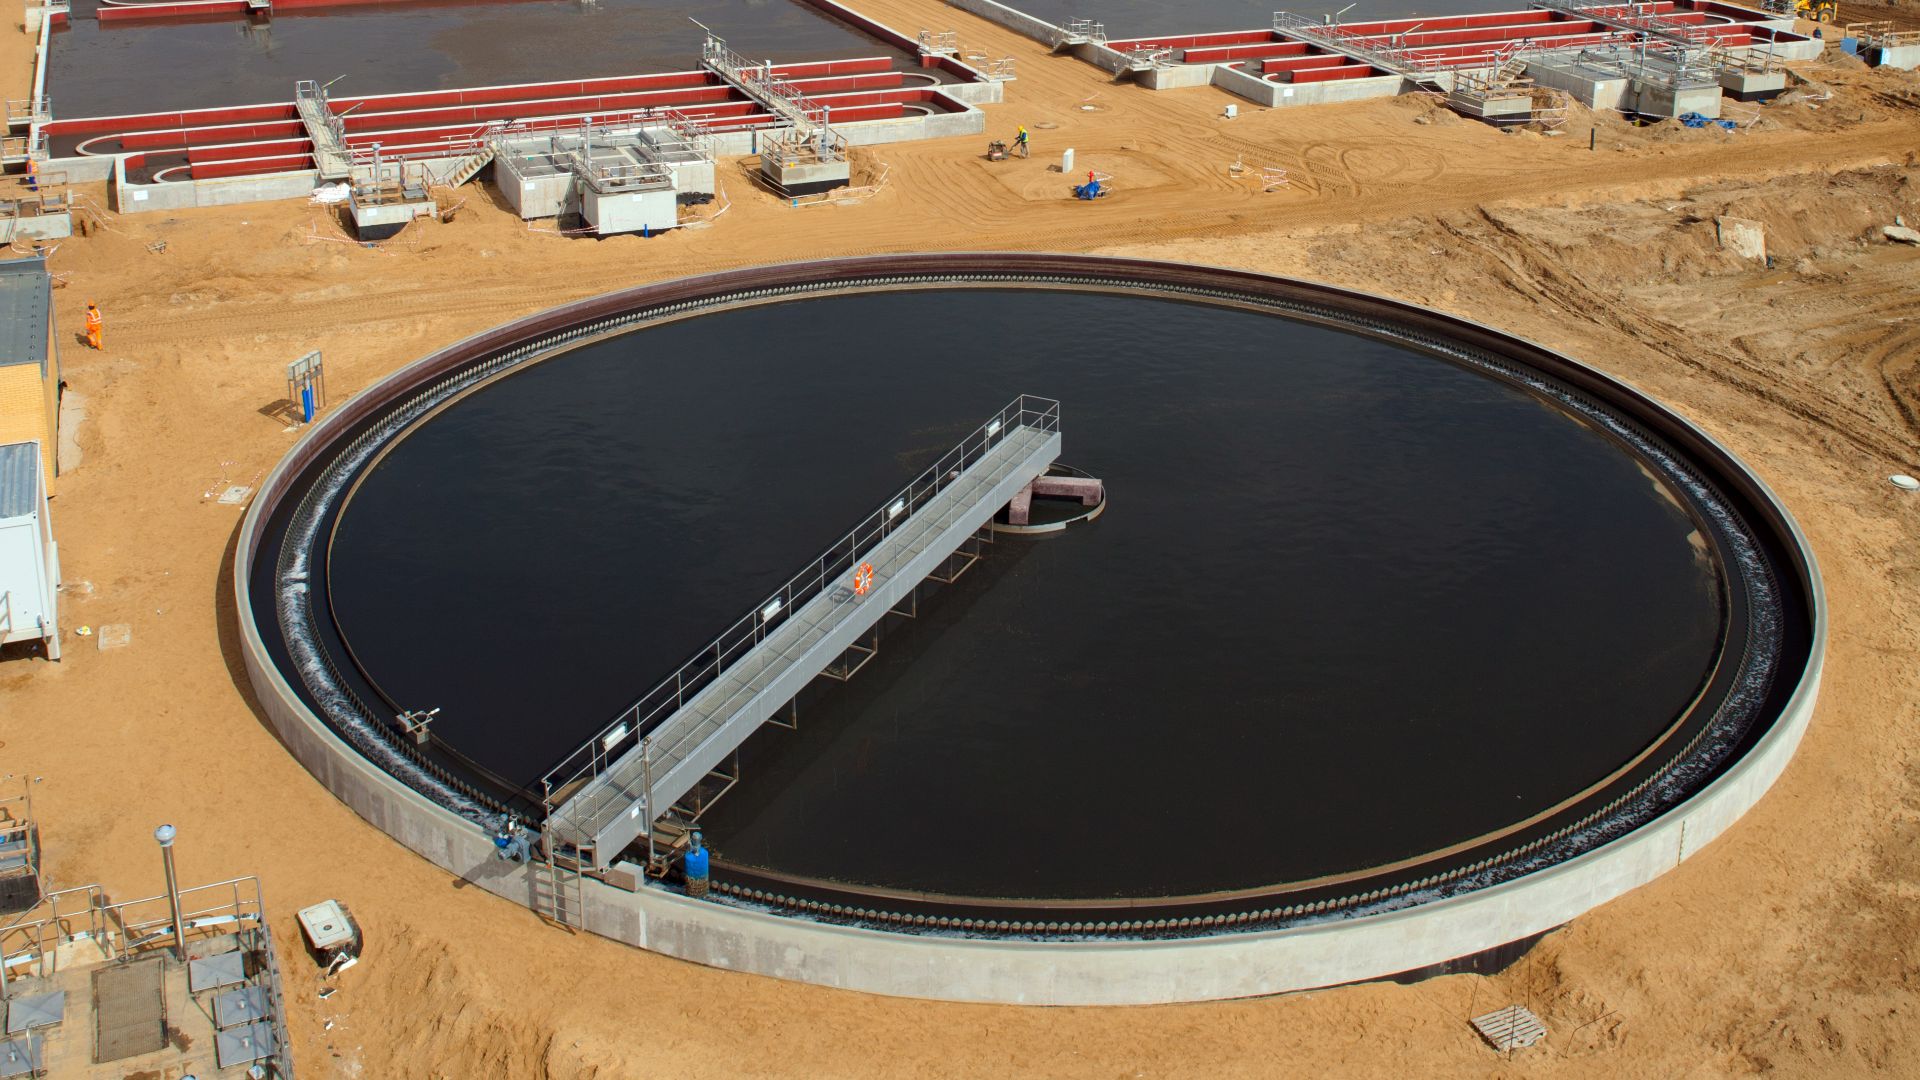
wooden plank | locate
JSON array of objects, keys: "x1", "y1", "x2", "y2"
[{"x1": 1470, "y1": 1004, "x2": 1546, "y2": 1051}]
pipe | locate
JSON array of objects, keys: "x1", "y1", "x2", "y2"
[{"x1": 154, "y1": 824, "x2": 188, "y2": 959}]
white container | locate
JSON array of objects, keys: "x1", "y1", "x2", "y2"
[
  {"x1": 298, "y1": 899, "x2": 361, "y2": 959},
  {"x1": 1061, "y1": 148, "x2": 1075, "y2": 174},
  {"x1": 0, "y1": 440, "x2": 58, "y2": 659}
]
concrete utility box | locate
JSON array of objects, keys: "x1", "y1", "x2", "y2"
[
  {"x1": 347, "y1": 165, "x2": 436, "y2": 241},
  {"x1": 1634, "y1": 80, "x2": 1722, "y2": 120},
  {"x1": 1870, "y1": 42, "x2": 1920, "y2": 70},
  {"x1": 493, "y1": 128, "x2": 715, "y2": 230},
  {"x1": 761, "y1": 153, "x2": 851, "y2": 196},
  {"x1": 1445, "y1": 87, "x2": 1535, "y2": 123},
  {"x1": 581, "y1": 185, "x2": 678, "y2": 235},
  {"x1": 495, "y1": 149, "x2": 579, "y2": 221},
  {"x1": 0, "y1": 440, "x2": 58, "y2": 659},
  {"x1": 1718, "y1": 66, "x2": 1788, "y2": 101},
  {"x1": 297, "y1": 900, "x2": 356, "y2": 954}
]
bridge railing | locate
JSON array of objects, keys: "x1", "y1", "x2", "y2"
[
  {"x1": 1272, "y1": 11, "x2": 1454, "y2": 78},
  {"x1": 540, "y1": 393, "x2": 1060, "y2": 814},
  {"x1": 700, "y1": 35, "x2": 833, "y2": 136}
]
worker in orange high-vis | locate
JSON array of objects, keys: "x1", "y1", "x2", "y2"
[
  {"x1": 84, "y1": 303, "x2": 102, "y2": 350},
  {"x1": 24, "y1": 158, "x2": 37, "y2": 193}
]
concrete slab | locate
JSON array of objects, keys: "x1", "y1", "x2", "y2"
[
  {"x1": 95, "y1": 623, "x2": 129, "y2": 650},
  {"x1": 56, "y1": 388, "x2": 82, "y2": 473},
  {"x1": 0, "y1": 211, "x2": 70, "y2": 242},
  {"x1": 1718, "y1": 217, "x2": 1767, "y2": 261}
]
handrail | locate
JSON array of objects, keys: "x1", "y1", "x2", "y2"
[
  {"x1": 104, "y1": 875, "x2": 265, "y2": 945},
  {"x1": 1272, "y1": 11, "x2": 1441, "y2": 77},
  {"x1": 700, "y1": 34, "x2": 840, "y2": 150},
  {"x1": 0, "y1": 875, "x2": 270, "y2": 967},
  {"x1": 1528, "y1": 0, "x2": 1731, "y2": 48},
  {"x1": 541, "y1": 393, "x2": 1060, "y2": 816}
]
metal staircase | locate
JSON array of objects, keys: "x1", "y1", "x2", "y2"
[
  {"x1": 295, "y1": 78, "x2": 351, "y2": 181},
  {"x1": 533, "y1": 828, "x2": 587, "y2": 929},
  {"x1": 436, "y1": 145, "x2": 496, "y2": 187}
]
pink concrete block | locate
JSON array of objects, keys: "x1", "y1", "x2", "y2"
[
  {"x1": 1009, "y1": 485, "x2": 1034, "y2": 526},
  {"x1": 1030, "y1": 476, "x2": 1104, "y2": 505}
]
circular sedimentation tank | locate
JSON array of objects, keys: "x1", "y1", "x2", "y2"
[{"x1": 236, "y1": 255, "x2": 1823, "y2": 1003}]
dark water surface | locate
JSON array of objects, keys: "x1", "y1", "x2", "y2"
[
  {"x1": 53, "y1": 0, "x2": 903, "y2": 117},
  {"x1": 328, "y1": 288, "x2": 1723, "y2": 898}
]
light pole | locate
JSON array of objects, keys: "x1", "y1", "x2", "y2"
[{"x1": 155, "y1": 824, "x2": 187, "y2": 959}]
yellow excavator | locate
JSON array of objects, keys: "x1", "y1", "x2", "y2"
[{"x1": 1765, "y1": 0, "x2": 1840, "y2": 22}]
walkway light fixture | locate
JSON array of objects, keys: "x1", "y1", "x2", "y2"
[{"x1": 602, "y1": 723, "x2": 629, "y2": 754}]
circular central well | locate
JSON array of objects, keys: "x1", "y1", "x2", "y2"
[{"x1": 320, "y1": 286, "x2": 1726, "y2": 904}]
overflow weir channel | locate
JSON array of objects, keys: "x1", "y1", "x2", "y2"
[{"x1": 235, "y1": 254, "x2": 1823, "y2": 1005}]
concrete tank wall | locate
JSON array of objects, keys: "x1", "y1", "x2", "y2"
[
  {"x1": 113, "y1": 157, "x2": 321, "y2": 213},
  {"x1": 1872, "y1": 43, "x2": 1920, "y2": 70},
  {"x1": 942, "y1": 0, "x2": 1065, "y2": 46},
  {"x1": 234, "y1": 254, "x2": 1826, "y2": 1006},
  {"x1": 1212, "y1": 64, "x2": 1406, "y2": 107}
]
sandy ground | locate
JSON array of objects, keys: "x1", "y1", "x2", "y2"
[
  {"x1": 3, "y1": 0, "x2": 1920, "y2": 1075},
  {"x1": 1839, "y1": 0, "x2": 1920, "y2": 30}
]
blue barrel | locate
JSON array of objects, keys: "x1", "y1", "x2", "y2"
[{"x1": 685, "y1": 836, "x2": 710, "y2": 898}]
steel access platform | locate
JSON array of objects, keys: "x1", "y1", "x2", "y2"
[
  {"x1": 543, "y1": 395, "x2": 1062, "y2": 870},
  {"x1": 294, "y1": 78, "x2": 351, "y2": 181}
]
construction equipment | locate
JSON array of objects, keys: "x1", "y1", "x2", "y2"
[
  {"x1": 1762, "y1": 0, "x2": 1838, "y2": 23},
  {"x1": 1072, "y1": 175, "x2": 1108, "y2": 200},
  {"x1": 985, "y1": 139, "x2": 1009, "y2": 161}
]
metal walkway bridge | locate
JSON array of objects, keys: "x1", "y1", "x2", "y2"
[
  {"x1": 542, "y1": 396, "x2": 1062, "y2": 871},
  {"x1": 294, "y1": 78, "x2": 351, "y2": 181},
  {"x1": 700, "y1": 33, "x2": 837, "y2": 147}
]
